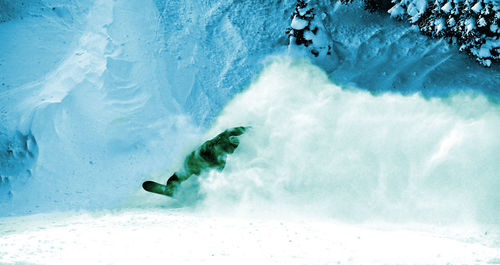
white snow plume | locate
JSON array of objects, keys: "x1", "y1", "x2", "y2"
[{"x1": 189, "y1": 59, "x2": 500, "y2": 225}]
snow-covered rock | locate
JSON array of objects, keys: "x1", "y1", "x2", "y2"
[
  {"x1": 441, "y1": 2, "x2": 452, "y2": 13},
  {"x1": 291, "y1": 16, "x2": 308, "y2": 30},
  {"x1": 472, "y1": 1, "x2": 483, "y2": 13}
]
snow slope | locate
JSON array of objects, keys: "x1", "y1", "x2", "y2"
[
  {"x1": 0, "y1": 0, "x2": 297, "y2": 215},
  {"x1": 0, "y1": 0, "x2": 498, "y2": 227},
  {"x1": 323, "y1": 2, "x2": 499, "y2": 97},
  {"x1": 1, "y1": 0, "x2": 201, "y2": 215},
  {"x1": 1, "y1": 0, "x2": 500, "y2": 263},
  {"x1": 0, "y1": 209, "x2": 498, "y2": 265}
]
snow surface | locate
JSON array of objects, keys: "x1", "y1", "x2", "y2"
[
  {"x1": 388, "y1": 0, "x2": 500, "y2": 66},
  {"x1": 324, "y1": 5, "x2": 499, "y2": 97},
  {"x1": 0, "y1": 209, "x2": 499, "y2": 265}
]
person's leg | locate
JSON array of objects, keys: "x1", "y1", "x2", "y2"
[
  {"x1": 163, "y1": 173, "x2": 182, "y2": 196},
  {"x1": 166, "y1": 173, "x2": 180, "y2": 186}
]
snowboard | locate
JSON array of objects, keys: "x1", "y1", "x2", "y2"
[{"x1": 142, "y1": 181, "x2": 174, "y2": 197}]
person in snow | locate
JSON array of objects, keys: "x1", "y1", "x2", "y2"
[{"x1": 143, "y1": 126, "x2": 248, "y2": 197}]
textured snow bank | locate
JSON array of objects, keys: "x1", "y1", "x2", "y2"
[
  {"x1": 0, "y1": 209, "x2": 498, "y2": 265},
  {"x1": 324, "y1": 4, "x2": 499, "y2": 97},
  {"x1": 0, "y1": 0, "x2": 295, "y2": 216},
  {"x1": 153, "y1": 0, "x2": 293, "y2": 124},
  {"x1": 0, "y1": 0, "x2": 201, "y2": 215},
  {"x1": 388, "y1": 0, "x2": 500, "y2": 66}
]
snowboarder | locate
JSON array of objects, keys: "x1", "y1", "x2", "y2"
[{"x1": 142, "y1": 126, "x2": 248, "y2": 197}]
